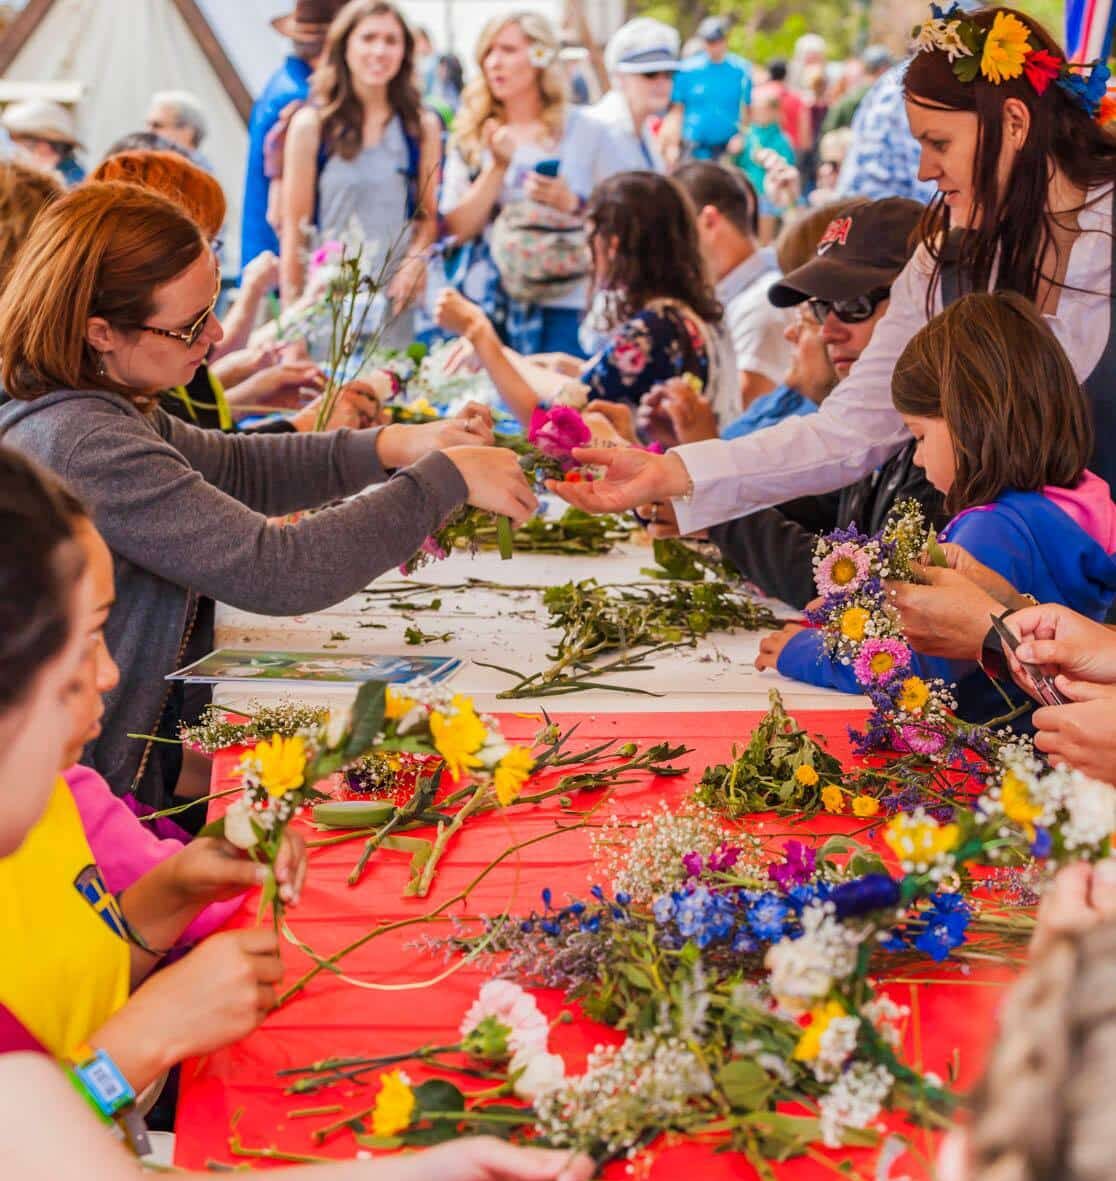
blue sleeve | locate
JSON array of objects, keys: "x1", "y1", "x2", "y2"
[
  {"x1": 740, "y1": 65, "x2": 753, "y2": 107},
  {"x1": 581, "y1": 309, "x2": 709, "y2": 408},
  {"x1": 671, "y1": 69, "x2": 691, "y2": 105},
  {"x1": 775, "y1": 628, "x2": 864, "y2": 694}
]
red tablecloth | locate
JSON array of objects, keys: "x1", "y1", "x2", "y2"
[{"x1": 174, "y1": 710, "x2": 1010, "y2": 1176}]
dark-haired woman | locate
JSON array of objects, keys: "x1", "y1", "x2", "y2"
[
  {"x1": 547, "y1": 6, "x2": 1116, "y2": 541},
  {"x1": 0, "y1": 182, "x2": 534, "y2": 809},
  {"x1": 436, "y1": 170, "x2": 738, "y2": 431},
  {"x1": 280, "y1": 0, "x2": 442, "y2": 347}
]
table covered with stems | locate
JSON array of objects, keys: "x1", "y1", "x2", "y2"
[{"x1": 173, "y1": 706, "x2": 1011, "y2": 1178}]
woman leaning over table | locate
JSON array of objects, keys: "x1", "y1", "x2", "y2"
[
  {"x1": 439, "y1": 10, "x2": 614, "y2": 357},
  {"x1": 548, "y1": 5, "x2": 1116, "y2": 536},
  {"x1": 0, "y1": 182, "x2": 535, "y2": 812}
]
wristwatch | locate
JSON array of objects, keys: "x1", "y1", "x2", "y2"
[{"x1": 67, "y1": 1044, "x2": 151, "y2": 1156}]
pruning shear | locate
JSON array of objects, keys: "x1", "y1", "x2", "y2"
[{"x1": 988, "y1": 613, "x2": 1069, "y2": 707}]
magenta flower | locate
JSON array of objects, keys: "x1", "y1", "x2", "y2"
[
  {"x1": 681, "y1": 851, "x2": 704, "y2": 879},
  {"x1": 767, "y1": 840, "x2": 816, "y2": 892},
  {"x1": 899, "y1": 724, "x2": 947, "y2": 756},
  {"x1": 815, "y1": 543, "x2": 871, "y2": 597},
  {"x1": 853, "y1": 638, "x2": 912, "y2": 686},
  {"x1": 708, "y1": 845, "x2": 741, "y2": 873},
  {"x1": 311, "y1": 240, "x2": 344, "y2": 269},
  {"x1": 528, "y1": 406, "x2": 591, "y2": 466}
]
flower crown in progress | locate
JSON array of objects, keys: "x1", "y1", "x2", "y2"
[{"x1": 911, "y1": 4, "x2": 1112, "y2": 121}]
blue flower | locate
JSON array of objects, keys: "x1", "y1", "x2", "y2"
[
  {"x1": 541, "y1": 919, "x2": 560, "y2": 936},
  {"x1": 568, "y1": 901, "x2": 586, "y2": 916},
  {"x1": 590, "y1": 885, "x2": 604, "y2": 901},
  {"x1": 579, "y1": 914, "x2": 600, "y2": 933},
  {"x1": 652, "y1": 893, "x2": 677, "y2": 924},
  {"x1": 541, "y1": 887, "x2": 552, "y2": 909},
  {"x1": 930, "y1": 2, "x2": 962, "y2": 19},
  {"x1": 1057, "y1": 61, "x2": 1111, "y2": 116},
  {"x1": 913, "y1": 893, "x2": 970, "y2": 961},
  {"x1": 1031, "y1": 827, "x2": 1053, "y2": 858},
  {"x1": 616, "y1": 891, "x2": 631, "y2": 907},
  {"x1": 831, "y1": 873, "x2": 901, "y2": 919},
  {"x1": 732, "y1": 928, "x2": 758, "y2": 954},
  {"x1": 786, "y1": 881, "x2": 831, "y2": 913},
  {"x1": 747, "y1": 893, "x2": 791, "y2": 942}
]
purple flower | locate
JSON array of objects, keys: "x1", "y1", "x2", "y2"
[
  {"x1": 898, "y1": 725, "x2": 947, "y2": 756},
  {"x1": 681, "y1": 851, "x2": 704, "y2": 880},
  {"x1": 853, "y1": 638, "x2": 912, "y2": 687},
  {"x1": 831, "y1": 873, "x2": 901, "y2": 918},
  {"x1": 768, "y1": 840, "x2": 816, "y2": 892},
  {"x1": 708, "y1": 845, "x2": 741, "y2": 873},
  {"x1": 528, "y1": 406, "x2": 591, "y2": 465}
]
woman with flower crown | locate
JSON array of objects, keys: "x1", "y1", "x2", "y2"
[
  {"x1": 439, "y1": 11, "x2": 616, "y2": 357},
  {"x1": 547, "y1": 6, "x2": 1116, "y2": 540}
]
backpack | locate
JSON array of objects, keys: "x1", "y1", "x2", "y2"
[
  {"x1": 263, "y1": 99, "x2": 421, "y2": 221},
  {"x1": 488, "y1": 199, "x2": 590, "y2": 305}
]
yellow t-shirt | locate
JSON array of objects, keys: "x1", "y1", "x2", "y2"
[{"x1": 0, "y1": 778, "x2": 131, "y2": 1056}]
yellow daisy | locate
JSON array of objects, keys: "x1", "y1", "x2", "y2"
[
  {"x1": 897, "y1": 676, "x2": 931, "y2": 715},
  {"x1": 371, "y1": 1070, "x2": 416, "y2": 1137},
  {"x1": 794, "y1": 764, "x2": 820, "y2": 787},
  {"x1": 980, "y1": 10, "x2": 1031, "y2": 85},
  {"x1": 852, "y1": 795, "x2": 880, "y2": 818},
  {"x1": 430, "y1": 697, "x2": 488, "y2": 780},
  {"x1": 493, "y1": 746, "x2": 535, "y2": 806},
  {"x1": 1001, "y1": 768, "x2": 1042, "y2": 837},
  {"x1": 247, "y1": 733, "x2": 307, "y2": 798},
  {"x1": 839, "y1": 606, "x2": 870, "y2": 642},
  {"x1": 385, "y1": 688, "x2": 419, "y2": 721},
  {"x1": 821, "y1": 784, "x2": 845, "y2": 814}
]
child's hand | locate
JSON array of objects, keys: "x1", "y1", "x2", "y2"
[
  {"x1": 754, "y1": 623, "x2": 806, "y2": 670},
  {"x1": 1031, "y1": 860, "x2": 1116, "y2": 957},
  {"x1": 170, "y1": 834, "x2": 307, "y2": 906},
  {"x1": 436, "y1": 289, "x2": 491, "y2": 341}
]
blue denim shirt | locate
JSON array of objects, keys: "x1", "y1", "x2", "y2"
[
  {"x1": 240, "y1": 55, "x2": 312, "y2": 271},
  {"x1": 722, "y1": 384, "x2": 816, "y2": 440}
]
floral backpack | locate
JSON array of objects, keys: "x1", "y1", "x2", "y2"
[{"x1": 488, "y1": 199, "x2": 590, "y2": 304}]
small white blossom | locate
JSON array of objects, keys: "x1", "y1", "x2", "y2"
[{"x1": 818, "y1": 1062, "x2": 894, "y2": 1148}]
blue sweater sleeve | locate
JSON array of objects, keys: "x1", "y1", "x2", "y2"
[{"x1": 775, "y1": 628, "x2": 864, "y2": 694}]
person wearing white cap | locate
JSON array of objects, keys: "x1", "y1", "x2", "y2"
[
  {"x1": 0, "y1": 100, "x2": 83, "y2": 185},
  {"x1": 586, "y1": 17, "x2": 680, "y2": 174}
]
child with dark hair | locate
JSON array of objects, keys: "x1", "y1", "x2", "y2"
[{"x1": 773, "y1": 292, "x2": 1116, "y2": 725}]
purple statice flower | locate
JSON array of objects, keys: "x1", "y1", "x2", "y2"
[
  {"x1": 708, "y1": 845, "x2": 741, "y2": 873},
  {"x1": 767, "y1": 840, "x2": 816, "y2": 892},
  {"x1": 815, "y1": 543, "x2": 872, "y2": 597},
  {"x1": 528, "y1": 406, "x2": 591, "y2": 467},
  {"x1": 850, "y1": 711, "x2": 895, "y2": 755},
  {"x1": 681, "y1": 851, "x2": 704, "y2": 880},
  {"x1": 853, "y1": 638, "x2": 912, "y2": 687}
]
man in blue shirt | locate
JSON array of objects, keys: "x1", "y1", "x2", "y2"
[
  {"x1": 662, "y1": 17, "x2": 752, "y2": 166},
  {"x1": 240, "y1": 0, "x2": 344, "y2": 271}
]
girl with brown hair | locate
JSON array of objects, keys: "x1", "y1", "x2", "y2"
[
  {"x1": 436, "y1": 170, "x2": 736, "y2": 431},
  {"x1": 775, "y1": 292, "x2": 1116, "y2": 726},
  {"x1": 548, "y1": 6, "x2": 1116, "y2": 547},
  {"x1": 280, "y1": 0, "x2": 442, "y2": 348},
  {"x1": 0, "y1": 182, "x2": 534, "y2": 809}
]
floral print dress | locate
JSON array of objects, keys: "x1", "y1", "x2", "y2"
[{"x1": 581, "y1": 304, "x2": 712, "y2": 408}]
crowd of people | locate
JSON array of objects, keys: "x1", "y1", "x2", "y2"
[{"x1": 3, "y1": 0, "x2": 1116, "y2": 1178}]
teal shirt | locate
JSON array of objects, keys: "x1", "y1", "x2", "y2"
[
  {"x1": 737, "y1": 123, "x2": 796, "y2": 198},
  {"x1": 672, "y1": 53, "x2": 752, "y2": 148}
]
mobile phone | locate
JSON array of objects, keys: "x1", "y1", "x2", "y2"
[{"x1": 533, "y1": 158, "x2": 560, "y2": 178}]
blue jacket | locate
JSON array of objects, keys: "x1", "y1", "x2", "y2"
[
  {"x1": 777, "y1": 489, "x2": 1116, "y2": 724},
  {"x1": 240, "y1": 55, "x2": 312, "y2": 271}
]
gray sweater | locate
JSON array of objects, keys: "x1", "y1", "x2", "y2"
[{"x1": 0, "y1": 390, "x2": 467, "y2": 802}]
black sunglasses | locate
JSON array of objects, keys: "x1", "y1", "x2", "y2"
[{"x1": 807, "y1": 287, "x2": 891, "y2": 325}]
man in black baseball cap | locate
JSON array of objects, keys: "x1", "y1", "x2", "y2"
[{"x1": 766, "y1": 196, "x2": 922, "y2": 382}]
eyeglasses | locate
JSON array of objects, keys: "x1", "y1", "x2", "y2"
[
  {"x1": 140, "y1": 282, "x2": 220, "y2": 347},
  {"x1": 639, "y1": 71, "x2": 674, "y2": 80},
  {"x1": 807, "y1": 287, "x2": 890, "y2": 325}
]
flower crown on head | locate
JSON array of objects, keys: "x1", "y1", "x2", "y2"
[
  {"x1": 911, "y1": 3, "x2": 1113, "y2": 123},
  {"x1": 527, "y1": 41, "x2": 557, "y2": 70}
]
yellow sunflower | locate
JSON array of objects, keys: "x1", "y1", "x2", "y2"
[
  {"x1": 980, "y1": 10, "x2": 1031, "y2": 85},
  {"x1": 839, "y1": 606, "x2": 870, "y2": 642},
  {"x1": 247, "y1": 733, "x2": 307, "y2": 798},
  {"x1": 493, "y1": 746, "x2": 535, "y2": 806}
]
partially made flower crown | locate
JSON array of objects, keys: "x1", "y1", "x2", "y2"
[{"x1": 911, "y1": 4, "x2": 1112, "y2": 122}]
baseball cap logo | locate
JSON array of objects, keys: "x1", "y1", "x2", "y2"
[{"x1": 817, "y1": 216, "x2": 852, "y2": 255}]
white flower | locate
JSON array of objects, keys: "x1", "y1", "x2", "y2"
[
  {"x1": 460, "y1": 980, "x2": 549, "y2": 1058},
  {"x1": 765, "y1": 905, "x2": 862, "y2": 1008},
  {"x1": 812, "y1": 1015, "x2": 861, "y2": 1083},
  {"x1": 527, "y1": 42, "x2": 556, "y2": 69},
  {"x1": 223, "y1": 799, "x2": 259, "y2": 850},
  {"x1": 911, "y1": 18, "x2": 973, "y2": 62},
  {"x1": 476, "y1": 737, "x2": 512, "y2": 772},
  {"x1": 396, "y1": 704, "x2": 428, "y2": 736},
  {"x1": 325, "y1": 703, "x2": 352, "y2": 749},
  {"x1": 818, "y1": 1062, "x2": 894, "y2": 1148},
  {"x1": 511, "y1": 1048, "x2": 565, "y2": 1099}
]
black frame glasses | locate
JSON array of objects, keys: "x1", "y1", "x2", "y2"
[
  {"x1": 806, "y1": 287, "x2": 891, "y2": 325},
  {"x1": 140, "y1": 282, "x2": 220, "y2": 348}
]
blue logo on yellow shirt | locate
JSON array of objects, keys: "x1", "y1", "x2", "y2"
[{"x1": 73, "y1": 865, "x2": 126, "y2": 939}]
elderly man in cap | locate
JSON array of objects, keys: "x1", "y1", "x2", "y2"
[
  {"x1": 240, "y1": 0, "x2": 344, "y2": 270},
  {"x1": 661, "y1": 16, "x2": 751, "y2": 168},
  {"x1": 0, "y1": 100, "x2": 84, "y2": 185},
  {"x1": 587, "y1": 17, "x2": 680, "y2": 173}
]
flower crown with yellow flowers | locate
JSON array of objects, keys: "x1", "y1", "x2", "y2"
[{"x1": 911, "y1": 4, "x2": 1112, "y2": 122}]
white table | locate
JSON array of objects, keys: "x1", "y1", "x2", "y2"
[{"x1": 213, "y1": 536, "x2": 867, "y2": 716}]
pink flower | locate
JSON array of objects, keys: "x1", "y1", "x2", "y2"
[
  {"x1": 768, "y1": 840, "x2": 816, "y2": 891},
  {"x1": 681, "y1": 851, "x2": 704, "y2": 879},
  {"x1": 815, "y1": 543, "x2": 871, "y2": 596},
  {"x1": 311, "y1": 240, "x2": 343, "y2": 269},
  {"x1": 528, "y1": 406, "x2": 591, "y2": 465},
  {"x1": 853, "y1": 638, "x2": 912, "y2": 686},
  {"x1": 898, "y1": 725, "x2": 947, "y2": 756},
  {"x1": 460, "y1": 980, "x2": 549, "y2": 1058}
]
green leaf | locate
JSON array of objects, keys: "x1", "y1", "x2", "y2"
[
  {"x1": 400, "y1": 1122, "x2": 459, "y2": 1145},
  {"x1": 616, "y1": 963, "x2": 654, "y2": 990},
  {"x1": 495, "y1": 515, "x2": 515, "y2": 560},
  {"x1": 717, "y1": 1059, "x2": 776, "y2": 1111},
  {"x1": 413, "y1": 1079, "x2": 465, "y2": 1113},
  {"x1": 197, "y1": 817, "x2": 227, "y2": 839},
  {"x1": 354, "y1": 1133, "x2": 405, "y2": 1149},
  {"x1": 342, "y1": 680, "x2": 387, "y2": 762},
  {"x1": 818, "y1": 836, "x2": 857, "y2": 857},
  {"x1": 926, "y1": 532, "x2": 949, "y2": 568}
]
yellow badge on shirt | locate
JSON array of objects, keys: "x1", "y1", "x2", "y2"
[{"x1": 0, "y1": 778, "x2": 130, "y2": 1056}]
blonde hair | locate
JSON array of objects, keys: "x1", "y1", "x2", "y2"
[
  {"x1": 968, "y1": 919, "x2": 1116, "y2": 1181},
  {"x1": 452, "y1": 11, "x2": 566, "y2": 172}
]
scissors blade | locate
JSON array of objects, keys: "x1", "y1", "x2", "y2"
[{"x1": 989, "y1": 614, "x2": 1069, "y2": 706}]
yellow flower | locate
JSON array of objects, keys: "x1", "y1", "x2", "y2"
[
  {"x1": 1001, "y1": 768, "x2": 1042, "y2": 837},
  {"x1": 980, "y1": 10, "x2": 1031, "y2": 85},
  {"x1": 869, "y1": 650, "x2": 897, "y2": 677},
  {"x1": 430, "y1": 695, "x2": 488, "y2": 779},
  {"x1": 884, "y1": 812, "x2": 960, "y2": 866},
  {"x1": 246, "y1": 733, "x2": 307, "y2": 798},
  {"x1": 795, "y1": 764, "x2": 820, "y2": 787},
  {"x1": 407, "y1": 397, "x2": 437, "y2": 417},
  {"x1": 831, "y1": 556, "x2": 859, "y2": 587},
  {"x1": 821, "y1": 784, "x2": 845, "y2": 814},
  {"x1": 385, "y1": 688, "x2": 419, "y2": 721},
  {"x1": 493, "y1": 746, "x2": 535, "y2": 806},
  {"x1": 852, "y1": 795, "x2": 880, "y2": 818},
  {"x1": 839, "y1": 606, "x2": 870, "y2": 642},
  {"x1": 897, "y1": 676, "x2": 931, "y2": 715},
  {"x1": 371, "y1": 1070, "x2": 415, "y2": 1137},
  {"x1": 793, "y1": 1000, "x2": 847, "y2": 1062}
]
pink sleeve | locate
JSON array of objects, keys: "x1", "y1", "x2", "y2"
[{"x1": 62, "y1": 766, "x2": 245, "y2": 947}]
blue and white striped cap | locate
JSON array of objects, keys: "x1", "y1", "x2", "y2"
[{"x1": 605, "y1": 17, "x2": 682, "y2": 75}]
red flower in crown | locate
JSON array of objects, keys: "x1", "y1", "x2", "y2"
[{"x1": 1023, "y1": 48, "x2": 1062, "y2": 95}]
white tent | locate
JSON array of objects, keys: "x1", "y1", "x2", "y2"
[{"x1": 0, "y1": 0, "x2": 255, "y2": 268}]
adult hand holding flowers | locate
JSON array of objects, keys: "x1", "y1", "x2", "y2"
[
  {"x1": 291, "y1": 380, "x2": 386, "y2": 432},
  {"x1": 376, "y1": 403, "x2": 496, "y2": 468},
  {"x1": 1030, "y1": 697, "x2": 1116, "y2": 782},
  {"x1": 1009, "y1": 602, "x2": 1116, "y2": 685},
  {"x1": 887, "y1": 565, "x2": 1006, "y2": 660},
  {"x1": 547, "y1": 447, "x2": 691, "y2": 514}
]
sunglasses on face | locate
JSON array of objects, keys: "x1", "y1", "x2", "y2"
[
  {"x1": 140, "y1": 280, "x2": 220, "y2": 347},
  {"x1": 640, "y1": 71, "x2": 674, "y2": 80},
  {"x1": 807, "y1": 287, "x2": 891, "y2": 325}
]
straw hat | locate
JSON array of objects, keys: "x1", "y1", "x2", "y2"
[{"x1": 0, "y1": 99, "x2": 82, "y2": 148}]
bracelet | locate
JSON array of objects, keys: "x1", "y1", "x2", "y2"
[
  {"x1": 113, "y1": 892, "x2": 175, "y2": 959},
  {"x1": 67, "y1": 1044, "x2": 152, "y2": 1156}
]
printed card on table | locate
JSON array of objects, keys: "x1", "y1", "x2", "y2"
[{"x1": 168, "y1": 647, "x2": 461, "y2": 687}]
